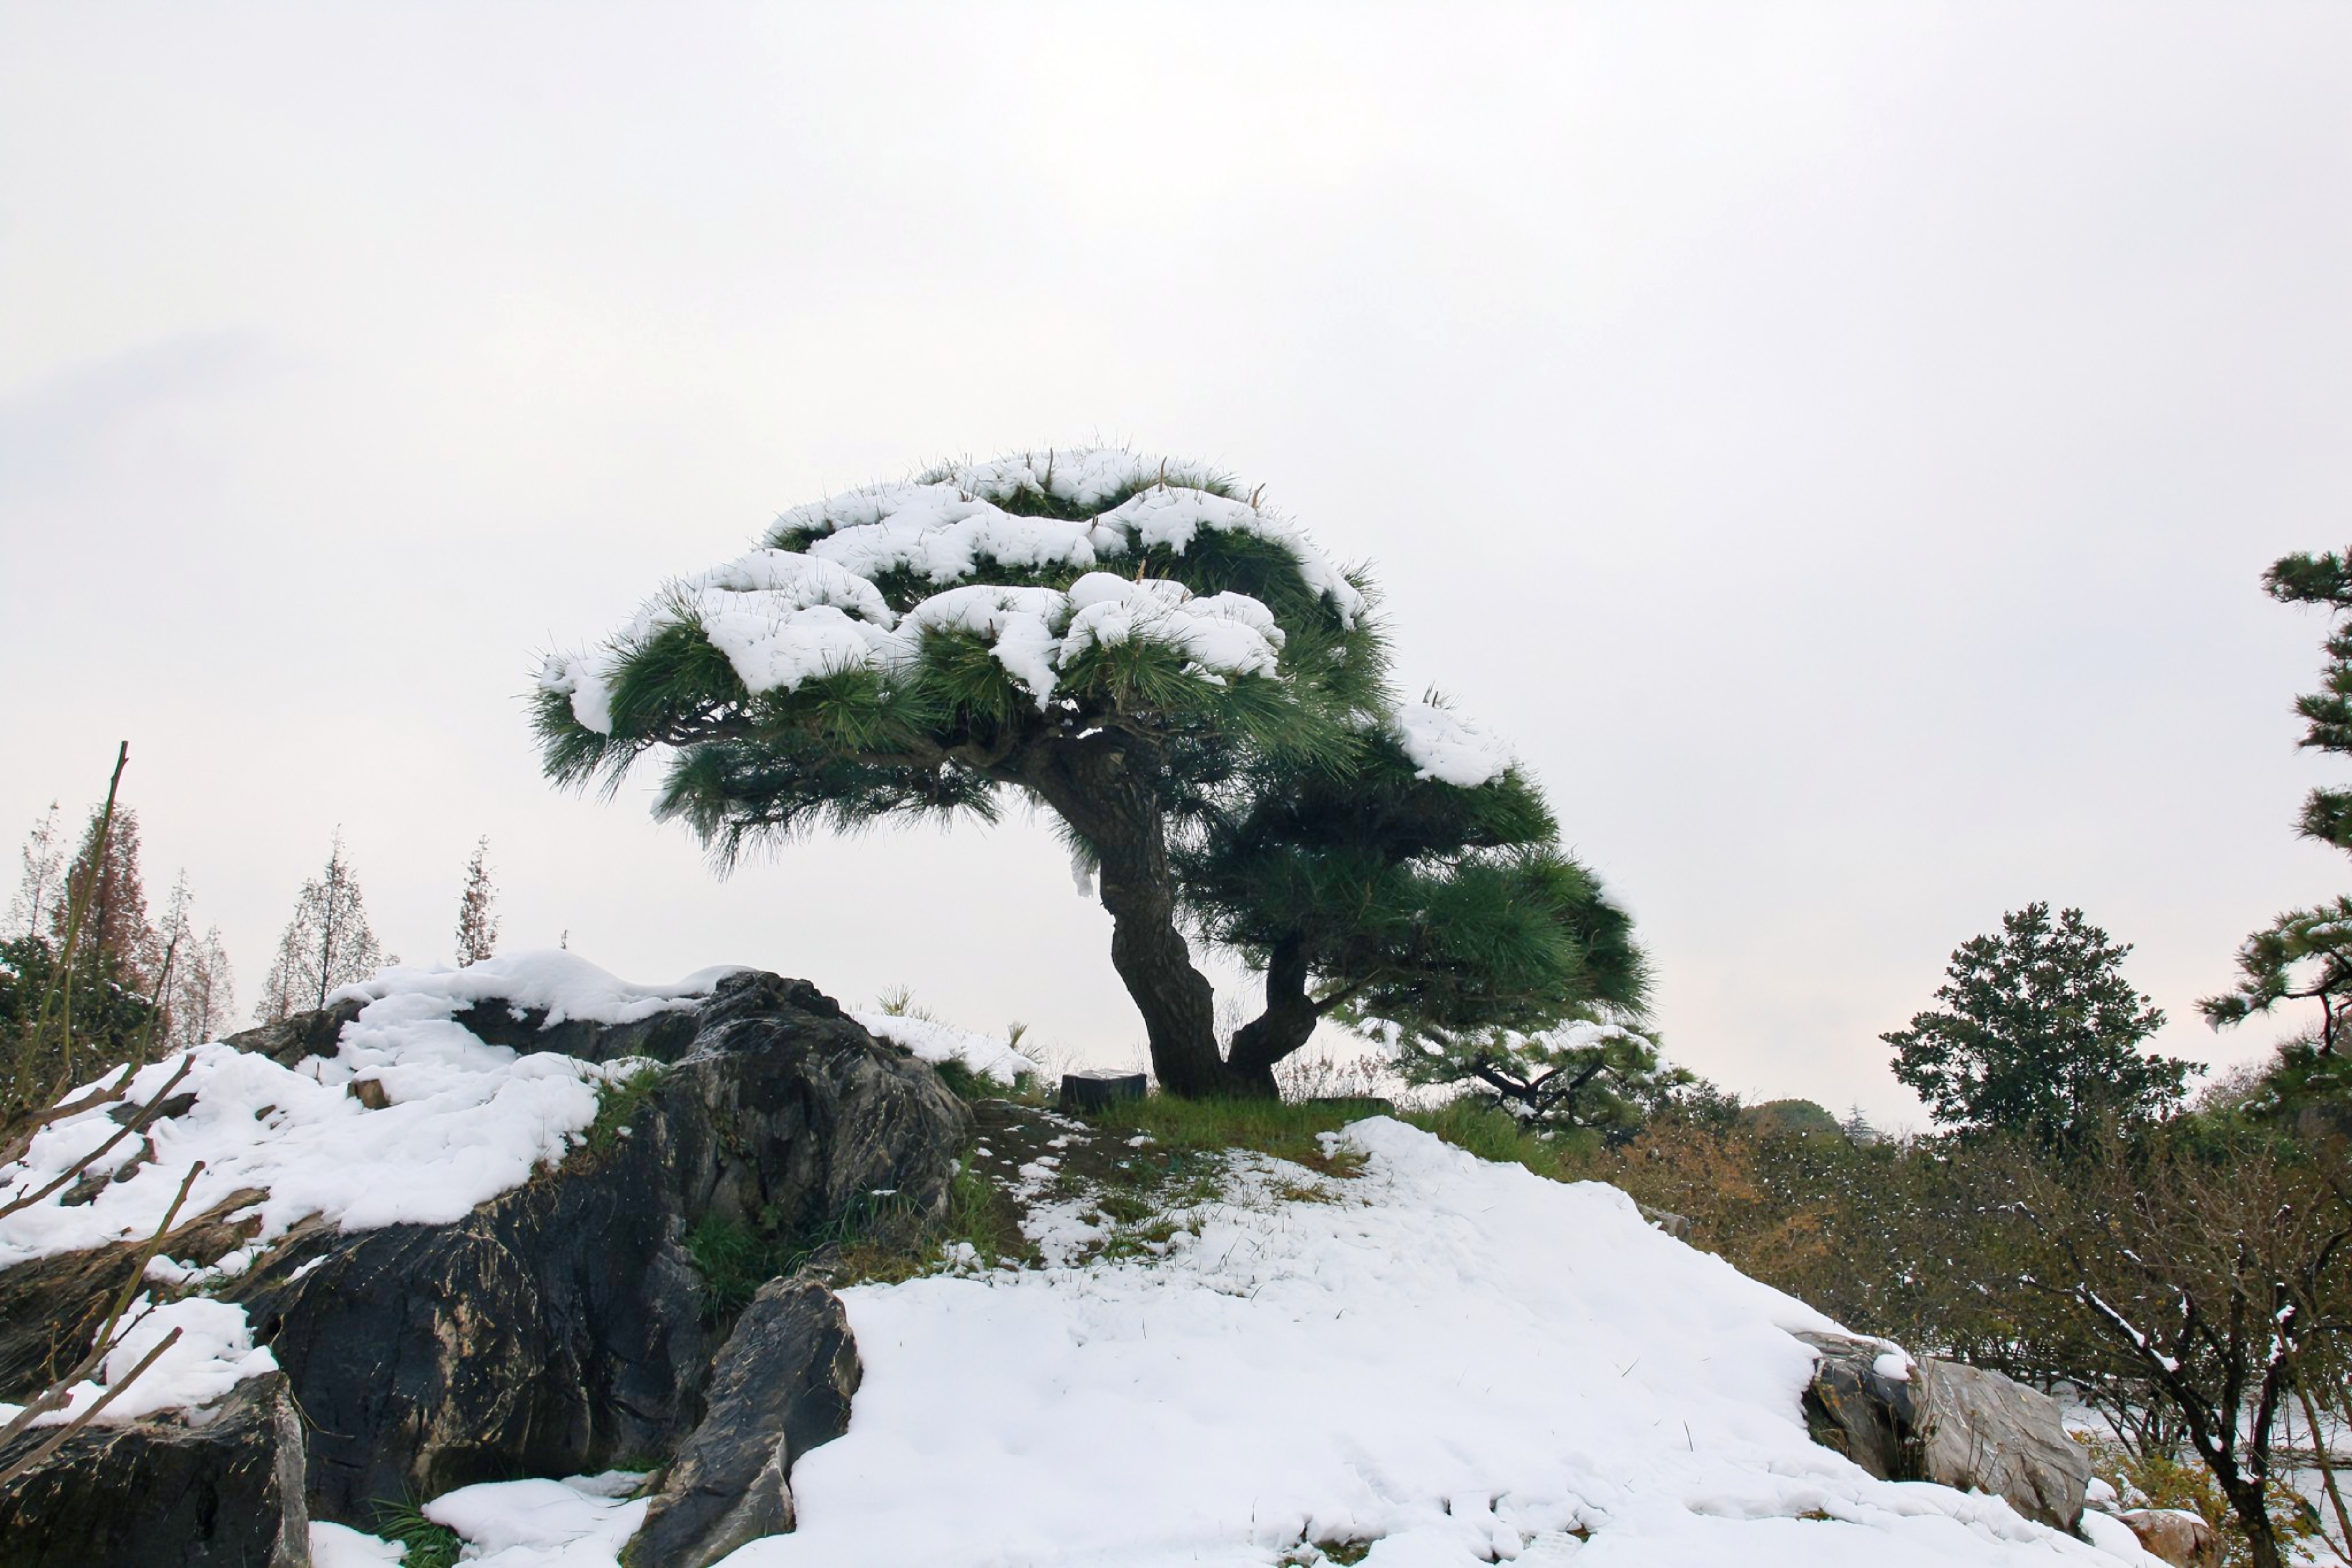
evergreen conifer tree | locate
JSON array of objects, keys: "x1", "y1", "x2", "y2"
[
  {"x1": 53, "y1": 804, "x2": 159, "y2": 991},
  {"x1": 453, "y1": 837, "x2": 499, "y2": 966},
  {"x1": 1884, "y1": 902, "x2": 2191, "y2": 1147},
  {"x1": 2202, "y1": 549, "x2": 2352, "y2": 1055},
  {"x1": 256, "y1": 832, "x2": 383, "y2": 1022},
  {"x1": 534, "y1": 450, "x2": 1643, "y2": 1096}
]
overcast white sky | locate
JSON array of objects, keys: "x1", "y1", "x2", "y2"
[{"x1": 4, "y1": 4, "x2": 2348, "y2": 1123}]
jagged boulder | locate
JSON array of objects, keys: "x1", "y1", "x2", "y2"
[
  {"x1": 0, "y1": 970, "x2": 968, "y2": 1541},
  {"x1": 1797, "y1": 1331, "x2": 1920, "y2": 1482},
  {"x1": 0, "y1": 1370, "x2": 309, "y2": 1568},
  {"x1": 1913, "y1": 1356, "x2": 2092, "y2": 1532},
  {"x1": 1796, "y1": 1330, "x2": 2089, "y2": 1530},
  {"x1": 629, "y1": 1276, "x2": 861, "y2": 1568}
]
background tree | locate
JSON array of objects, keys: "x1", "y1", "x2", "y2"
[
  {"x1": 2011, "y1": 1128, "x2": 2352, "y2": 1568},
  {"x1": 1883, "y1": 902, "x2": 2192, "y2": 1147},
  {"x1": 2204, "y1": 549, "x2": 2352, "y2": 1058},
  {"x1": 256, "y1": 832, "x2": 383, "y2": 1022},
  {"x1": 3, "y1": 747, "x2": 154, "y2": 1118},
  {"x1": 153, "y1": 872, "x2": 235, "y2": 1049},
  {"x1": 453, "y1": 836, "x2": 499, "y2": 966},
  {"x1": 164, "y1": 924, "x2": 236, "y2": 1051},
  {"x1": 52, "y1": 803, "x2": 159, "y2": 992},
  {"x1": 4, "y1": 804, "x2": 64, "y2": 941},
  {"x1": 534, "y1": 450, "x2": 1639, "y2": 1096}
]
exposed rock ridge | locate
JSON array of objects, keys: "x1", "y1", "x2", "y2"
[{"x1": 0, "y1": 969, "x2": 969, "y2": 1558}]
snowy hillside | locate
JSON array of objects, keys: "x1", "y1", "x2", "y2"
[
  {"x1": 340, "y1": 1108, "x2": 2146, "y2": 1566},
  {"x1": 1, "y1": 954, "x2": 2157, "y2": 1567}
]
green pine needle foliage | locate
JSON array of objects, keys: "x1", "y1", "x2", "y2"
[
  {"x1": 533, "y1": 450, "x2": 1646, "y2": 1087},
  {"x1": 2203, "y1": 550, "x2": 2352, "y2": 1056}
]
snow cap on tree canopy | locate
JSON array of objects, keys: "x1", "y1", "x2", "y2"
[{"x1": 538, "y1": 449, "x2": 1368, "y2": 736}]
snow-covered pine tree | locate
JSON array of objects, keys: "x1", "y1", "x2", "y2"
[
  {"x1": 256, "y1": 832, "x2": 383, "y2": 1022},
  {"x1": 453, "y1": 836, "x2": 498, "y2": 966},
  {"x1": 534, "y1": 449, "x2": 1643, "y2": 1097},
  {"x1": 2204, "y1": 549, "x2": 2352, "y2": 1057}
]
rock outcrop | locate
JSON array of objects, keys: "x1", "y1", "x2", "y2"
[
  {"x1": 2118, "y1": 1507, "x2": 2220, "y2": 1567},
  {"x1": 0, "y1": 970, "x2": 968, "y2": 1552},
  {"x1": 1797, "y1": 1330, "x2": 2090, "y2": 1531},
  {"x1": 0, "y1": 1370, "x2": 309, "y2": 1568},
  {"x1": 631, "y1": 1276, "x2": 861, "y2": 1568}
]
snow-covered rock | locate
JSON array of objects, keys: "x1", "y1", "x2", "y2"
[{"x1": 0, "y1": 964, "x2": 965, "y2": 1540}]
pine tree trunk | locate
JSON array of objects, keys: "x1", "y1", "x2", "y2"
[
  {"x1": 1223, "y1": 936, "x2": 1317, "y2": 1099},
  {"x1": 1021, "y1": 739, "x2": 1230, "y2": 1098}
]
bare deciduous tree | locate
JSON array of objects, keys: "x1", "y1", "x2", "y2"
[
  {"x1": 4, "y1": 803, "x2": 65, "y2": 942},
  {"x1": 2014, "y1": 1131, "x2": 2352, "y2": 1568},
  {"x1": 256, "y1": 832, "x2": 383, "y2": 1022}
]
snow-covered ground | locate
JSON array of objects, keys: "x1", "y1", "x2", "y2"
[
  {"x1": 3, "y1": 953, "x2": 2160, "y2": 1564},
  {"x1": 359, "y1": 1117, "x2": 2150, "y2": 1568}
]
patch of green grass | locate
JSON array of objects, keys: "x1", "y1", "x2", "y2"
[
  {"x1": 933, "y1": 1057, "x2": 1041, "y2": 1103},
  {"x1": 370, "y1": 1498, "x2": 463, "y2": 1568},
  {"x1": 687, "y1": 1189, "x2": 931, "y2": 1309},
  {"x1": 940, "y1": 1152, "x2": 1027, "y2": 1268},
  {"x1": 1399, "y1": 1098, "x2": 1604, "y2": 1179},
  {"x1": 1077, "y1": 1094, "x2": 1372, "y2": 1176},
  {"x1": 580, "y1": 1064, "x2": 668, "y2": 1161}
]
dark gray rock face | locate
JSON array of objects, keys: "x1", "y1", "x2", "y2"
[
  {"x1": 1797, "y1": 1331, "x2": 1921, "y2": 1482},
  {"x1": 220, "y1": 997, "x2": 366, "y2": 1069},
  {"x1": 0, "y1": 1191, "x2": 265, "y2": 1395},
  {"x1": 0, "y1": 970, "x2": 966, "y2": 1542},
  {"x1": 223, "y1": 970, "x2": 963, "y2": 1523},
  {"x1": 630, "y1": 1277, "x2": 861, "y2": 1568},
  {"x1": 0, "y1": 1370, "x2": 309, "y2": 1568},
  {"x1": 1795, "y1": 1330, "x2": 2089, "y2": 1530}
]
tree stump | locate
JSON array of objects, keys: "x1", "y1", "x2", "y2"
[{"x1": 1059, "y1": 1071, "x2": 1146, "y2": 1114}]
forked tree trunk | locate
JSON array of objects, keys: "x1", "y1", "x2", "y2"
[
  {"x1": 1222, "y1": 935, "x2": 1318, "y2": 1099},
  {"x1": 1021, "y1": 739, "x2": 1231, "y2": 1098}
]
